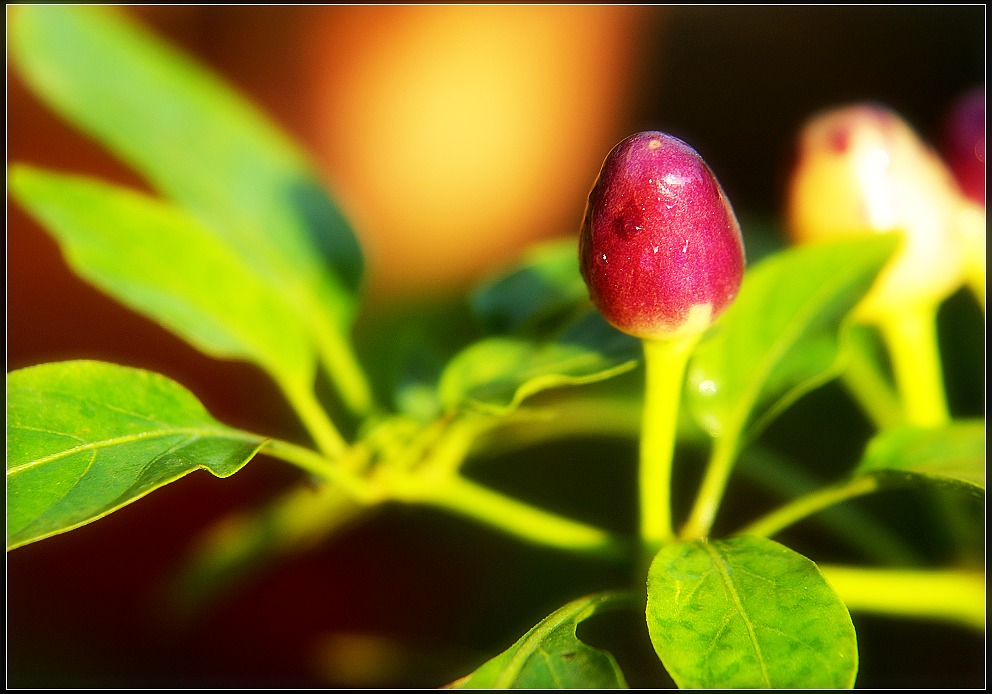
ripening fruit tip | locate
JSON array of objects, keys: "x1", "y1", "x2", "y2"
[
  {"x1": 786, "y1": 103, "x2": 967, "y2": 321},
  {"x1": 941, "y1": 87, "x2": 985, "y2": 207},
  {"x1": 579, "y1": 131, "x2": 745, "y2": 342}
]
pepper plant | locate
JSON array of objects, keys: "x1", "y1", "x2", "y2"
[{"x1": 6, "y1": 6, "x2": 985, "y2": 688}]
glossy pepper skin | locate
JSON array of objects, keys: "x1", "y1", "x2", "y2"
[{"x1": 579, "y1": 131, "x2": 745, "y2": 341}]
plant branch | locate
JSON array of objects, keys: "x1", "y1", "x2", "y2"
[
  {"x1": 314, "y1": 320, "x2": 375, "y2": 418},
  {"x1": 735, "y1": 475, "x2": 881, "y2": 539},
  {"x1": 734, "y1": 448, "x2": 922, "y2": 565},
  {"x1": 839, "y1": 338, "x2": 902, "y2": 430},
  {"x1": 278, "y1": 378, "x2": 348, "y2": 458},
  {"x1": 679, "y1": 431, "x2": 738, "y2": 541},
  {"x1": 819, "y1": 564, "x2": 985, "y2": 631},
  {"x1": 639, "y1": 335, "x2": 699, "y2": 554},
  {"x1": 876, "y1": 302, "x2": 949, "y2": 427},
  {"x1": 413, "y1": 474, "x2": 632, "y2": 563},
  {"x1": 261, "y1": 438, "x2": 374, "y2": 502}
]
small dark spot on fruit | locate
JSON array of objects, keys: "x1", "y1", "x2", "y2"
[
  {"x1": 828, "y1": 126, "x2": 850, "y2": 154},
  {"x1": 613, "y1": 203, "x2": 644, "y2": 238}
]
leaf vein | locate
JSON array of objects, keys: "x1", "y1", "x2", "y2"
[
  {"x1": 730, "y1": 256, "x2": 881, "y2": 437},
  {"x1": 704, "y1": 542, "x2": 771, "y2": 687},
  {"x1": 6, "y1": 426, "x2": 253, "y2": 477},
  {"x1": 7, "y1": 423, "x2": 87, "y2": 446}
]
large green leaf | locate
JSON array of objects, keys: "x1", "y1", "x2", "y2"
[
  {"x1": 451, "y1": 592, "x2": 631, "y2": 688},
  {"x1": 9, "y1": 166, "x2": 316, "y2": 390},
  {"x1": 470, "y1": 238, "x2": 589, "y2": 336},
  {"x1": 856, "y1": 420, "x2": 985, "y2": 493},
  {"x1": 646, "y1": 536, "x2": 858, "y2": 688},
  {"x1": 438, "y1": 311, "x2": 639, "y2": 415},
  {"x1": 10, "y1": 5, "x2": 364, "y2": 395},
  {"x1": 6, "y1": 361, "x2": 265, "y2": 550},
  {"x1": 686, "y1": 236, "x2": 898, "y2": 442}
]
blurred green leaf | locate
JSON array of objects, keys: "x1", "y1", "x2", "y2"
[
  {"x1": 438, "y1": 311, "x2": 639, "y2": 415},
  {"x1": 6, "y1": 361, "x2": 264, "y2": 550},
  {"x1": 646, "y1": 536, "x2": 858, "y2": 688},
  {"x1": 10, "y1": 5, "x2": 367, "y2": 408},
  {"x1": 10, "y1": 166, "x2": 318, "y2": 389},
  {"x1": 856, "y1": 420, "x2": 985, "y2": 493},
  {"x1": 686, "y1": 236, "x2": 899, "y2": 443},
  {"x1": 451, "y1": 592, "x2": 631, "y2": 688},
  {"x1": 169, "y1": 484, "x2": 362, "y2": 620},
  {"x1": 470, "y1": 238, "x2": 589, "y2": 336},
  {"x1": 357, "y1": 300, "x2": 480, "y2": 421}
]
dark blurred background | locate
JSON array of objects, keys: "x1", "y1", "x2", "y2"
[{"x1": 7, "y1": 6, "x2": 985, "y2": 687}]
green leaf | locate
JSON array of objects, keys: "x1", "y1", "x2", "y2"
[
  {"x1": 686, "y1": 236, "x2": 899, "y2": 443},
  {"x1": 10, "y1": 5, "x2": 366, "y2": 405},
  {"x1": 438, "y1": 311, "x2": 639, "y2": 415},
  {"x1": 451, "y1": 592, "x2": 631, "y2": 688},
  {"x1": 6, "y1": 361, "x2": 265, "y2": 550},
  {"x1": 856, "y1": 420, "x2": 985, "y2": 493},
  {"x1": 9, "y1": 166, "x2": 316, "y2": 390},
  {"x1": 646, "y1": 536, "x2": 858, "y2": 689},
  {"x1": 471, "y1": 238, "x2": 589, "y2": 336}
]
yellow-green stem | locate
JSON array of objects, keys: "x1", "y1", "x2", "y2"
[
  {"x1": 280, "y1": 379, "x2": 349, "y2": 458},
  {"x1": 679, "y1": 432, "x2": 737, "y2": 540},
  {"x1": 736, "y1": 476, "x2": 881, "y2": 539},
  {"x1": 639, "y1": 335, "x2": 699, "y2": 555},
  {"x1": 876, "y1": 303, "x2": 949, "y2": 427},
  {"x1": 840, "y1": 344, "x2": 903, "y2": 430},
  {"x1": 820, "y1": 564, "x2": 985, "y2": 631},
  {"x1": 315, "y1": 321, "x2": 375, "y2": 417},
  {"x1": 262, "y1": 438, "x2": 373, "y2": 501},
  {"x1": 417, "y1": 475, "x2": 631, "y2": 563}
]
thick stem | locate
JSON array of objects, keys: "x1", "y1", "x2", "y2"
[
  {"x1": 736, "y1": 475, "x2": 881, "y2": 539},
  {"x1": 876, "y1": 303, "x2": 949, "y2": 427},
  {"x1": 639, "y1": 335, "x2": 699, "y2": 555},
  {"x1": 820, "y1": 564, "x2": 985, "y2": 631},
  {"x1": 416, "y1": 475, "x2": 631, "y2": 563}
]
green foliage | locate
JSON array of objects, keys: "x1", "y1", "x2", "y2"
[
  {"x1": 438, "y1": 311, "x2": 639, "y2": 414},
  {"x1": 470, "y1": 238, "x2": 590, "y2": 335},
  {"x1": 6, "y1": 4, "x2": 983, "y2": 689},
  {"x1": 9, "y1": 166, "x2": 317, "y2": 389},
  {"x1": 451, "y1": 593, "x2": 632, "y2": 688},
  {"x1": 857, "y1": 420, "x2": 986, "y2": 493},
  {"x1": 10, "y1": 4, "x2": 370, "y2": 413},
  {"x1": 646, "y1": 537, "x2": 858, "y2": 688},
  {"x1": 686, "y1": 236, "x2": 899, "y2": 443},
  {"x1": 10, "y1": 5, "x2": 362, "y2": 324},
  {"x1": 6, "y1": 361, "x2": 264, "y2": 550}
]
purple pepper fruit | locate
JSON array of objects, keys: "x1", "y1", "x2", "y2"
[{"x1": 580, "y1": 132, "x2": 745, "y2": 341}]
